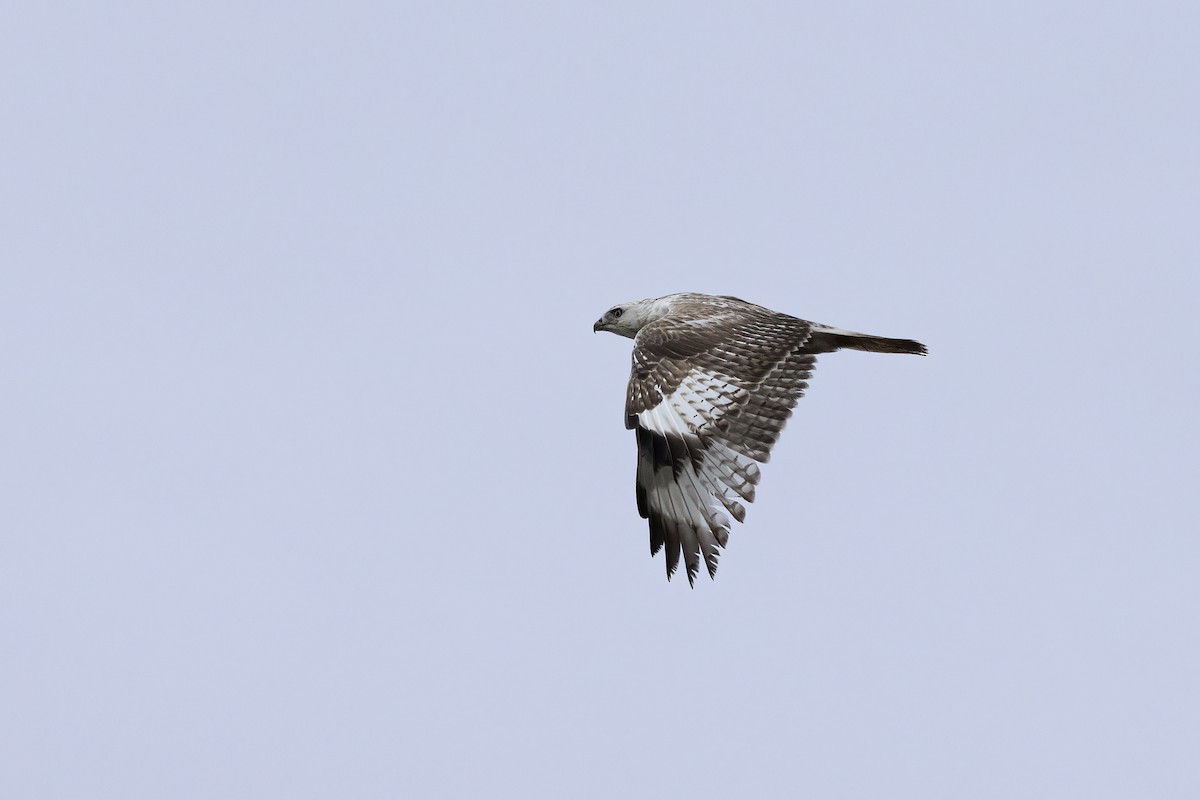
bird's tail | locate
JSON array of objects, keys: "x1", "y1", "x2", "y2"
[{"x1": 808, "y1": 325, "x2": 928, "y2": 356}]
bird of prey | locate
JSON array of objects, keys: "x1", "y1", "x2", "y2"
[{"x1": 593, "y1": 292, "x2": 926, "y2": 585}]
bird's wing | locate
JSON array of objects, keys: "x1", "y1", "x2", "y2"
[{"x1": 625, "y1": 301, "x2": 814, "y2": 584}]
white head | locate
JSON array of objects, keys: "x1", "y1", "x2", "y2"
[{"x1": 592, "y1": 298, "x2": 670, "y2": 339}]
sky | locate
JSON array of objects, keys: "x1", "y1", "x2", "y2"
[{"x1": 2, "y1": 2, "x2": 1198, "y2": 798}]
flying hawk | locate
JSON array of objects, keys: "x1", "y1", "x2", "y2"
[{"x1": 594, "y1": 292, "x2": 926, "y2": 585}]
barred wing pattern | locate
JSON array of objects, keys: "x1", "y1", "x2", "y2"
[{"x1": 625, "y1": 297, "x2": 816, "y2": 584}]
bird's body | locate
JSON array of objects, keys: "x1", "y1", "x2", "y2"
[{"x1": 594, "y1": 292, "x2": 926, "y2": 585}]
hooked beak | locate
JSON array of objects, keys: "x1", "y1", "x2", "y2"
[{"x1": 593, "y1": 319, "x2": 603, "y2": 333}]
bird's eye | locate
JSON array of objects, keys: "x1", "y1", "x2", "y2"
[{"x1": 610, "y1": 308, "x2": 623, "y2": 318}]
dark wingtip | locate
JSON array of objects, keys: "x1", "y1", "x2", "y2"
[{"x1": 896, "y1": 338, "x2": 928, "y2": 356}]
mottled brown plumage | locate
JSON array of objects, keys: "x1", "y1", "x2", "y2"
[{"x1": 594, "y1": 293, "x2": 926, "y2": 585}]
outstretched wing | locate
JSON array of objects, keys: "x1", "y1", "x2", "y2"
[{"x1": 625, "y1": 298, "x2": 815, "y2": 584}]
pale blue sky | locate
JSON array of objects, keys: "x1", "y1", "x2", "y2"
[{"x1": 2, "y1": 2, "x2": 1198, "y2": 798}]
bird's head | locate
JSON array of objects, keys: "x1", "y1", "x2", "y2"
[{"x1": 593, "y1": 298, "x2": 666, "y2": 339}]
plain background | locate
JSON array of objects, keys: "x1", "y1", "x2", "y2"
[{"x1": 2, "y1": 2, "x2": 1197, "y2": 798}]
